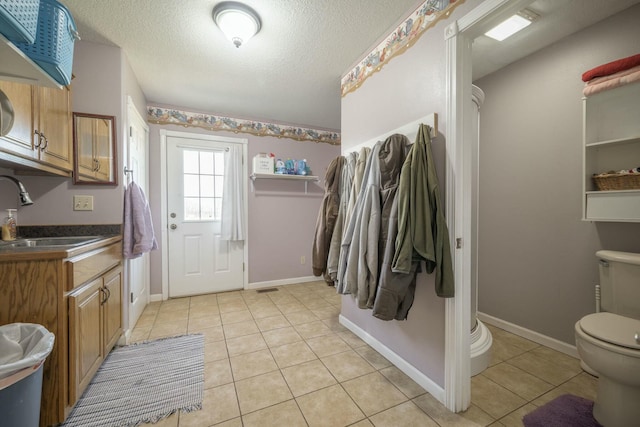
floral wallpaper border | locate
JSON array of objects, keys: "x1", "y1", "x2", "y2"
[
  {"x1": 341, "y1": 0, "x2": 465, "y2": 97},
  {"x1": 147, "y1": 106, "x2": 341, "y2": 146}
]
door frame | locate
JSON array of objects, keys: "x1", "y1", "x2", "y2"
[
  {"x1": 159, "y1": 129, "x2": 249, "y2": 300},
  {"x1": 443, "y1": 0, "x2": 533, "y2": 411}
]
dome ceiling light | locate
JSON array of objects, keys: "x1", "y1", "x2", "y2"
[{"x1": 213, "y1": 2, "x2": 261, "y2": 48}]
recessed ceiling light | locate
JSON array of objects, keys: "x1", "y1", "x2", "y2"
[{"x1": 484, "y1": 9, "x2": 539, "y2": 41}]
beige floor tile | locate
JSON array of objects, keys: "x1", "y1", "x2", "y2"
[
  {"x1": 321, "y1": 349, "x2": 375, "y2": 382},
  {"x1": 218, "y1": 299, "x2": 249, "y2": 313},
  {"x1": 189, "y1": 303, "x2": 220, "y2": 318},
  {"x1": 248, "y1": 305, "x2": 282, "y2": 319},
  {"x1": 254, "y1": 314, "x2": 291, "y2": 331},
  {"x1": 204, "y1": 340, "x2": 228, "y2": 362},
  {"x1": 507, "y1": 351, "x2": 580, "y2": 386},
  {"x1": 129, "y1": 327, "x2": 151, "y2": 343},
  {"x1": 235, "y1": 370, "x2": 293, "y2": 414},
  {"x1": 220, "y1": 310, "x2": 253, "y2": 325},
  {"x1": 148, "y1": 323, "x2": 187, "y2": 340},
  {"x1": 188, "y1": 314, "x2": 222, "y2": 331},
  {"x1": 369, "y1": 401, "x2": 439, "y2": 427},
  {"x1": 212, "y1": 417, "x2": 242, "y2": 426},
  {"x1": 141, "y1": 411, "x2": 178, "y2": 427},
  {"x1": 155, "y1": 312, "x2": 189, "y2": 326},
  {"x1": 294, "y1": 320, "x2": 333, "y2": 339},
  {"x1": 226, "y1": 333, "x2": 268, "y2": 356},
  {"x1": 337, "y1": 330, "x2": 367, "y2": 348},
  {"x1": 342, "y1": 371, "x2": 407, "y2": 416},
  {"x1": 179, "y1": 383, "x2": 239, "y2": 427},
  {"x1": 528, "y1": 346, "x2": 582, "y2": 374},
  {"x1": 134, "y1": 312, "x2": 156, "y2": 328},
  {"x1": 189, "y1": 293, "x2": 218, "y2": 307},
  {"x1": 321, "y1": 317, "x2": 348, "y2": 332},
  {"x1": 412, "y1": 393, "x2": 482, "y2": 427},
  {"x1": 471, "y1": 375, "x2": 527, "y2": 419},
  {"x1": 460, "y1": 404, "x2": 496, "y2": 427},
  {"x1": 223, "y1": 320, "x2": 259, "y2": 339},
  {"x1": 197, "y1": 325, "x2": 225, "y2": 343},
  {"x1": 159, "y1": 298, "x2": 191, "y2": 312},
  {"x1": 497, "y1": 403, "x2": 537, "y2": 427},
  {"x1": 532, "y1": 372, "x2": 598, "y2": 406},
  {"x1": 217, "y1": 291, "x2": 243, "y2": 302},
  {"x1": 379, "y1": 366, "x2": 426, "y2": 398},
  {"x1": 306, "y1": 333, "x2": 351, "y2": 357},
  {"x1": 205, "y1": 359, "x2": 233, "y2": 389},
  {"x1": 349, "y1": 420, "x2": 374, "y2": 427},
  {"x1": 262, "y1": 326, "x2": 304, "y2": 347},
  {"x1": 296, "y1": 384, "x2": 365, "y2": 427},
  {"x1": 302, "y1": 298, "x2": 332, "y2": 310},
  {"x1": 230, "y1": 349, "x2": 278, "y2": 380},
  {"x1": 281, "y1": 359, "x2": 337, "y2": 397},
  {"x1": 483, "y1": 363, "x2": 554, "y2": 401},
  {"x1": 310, "y1": 306, "x2": 340, "y2": 320},
  {"x1": 271, "y1": 341, "x2": 318, "y2": 368},
  {"x1": 285, "y1": 310, "x2": 320, "y2": 325},
  {"x1": 242, "y1": 399, "x2": 307, "y2": 427},
  {"x1": 355, "y1": 346, "x2": 392, "y2": 370},
  {"x1": 276, "y1": 302, "x2": 307, "y2": 314}
]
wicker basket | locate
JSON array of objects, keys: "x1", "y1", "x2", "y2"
[{"x1": 593, "y1": 173, "x2": 640, "y2": 191}]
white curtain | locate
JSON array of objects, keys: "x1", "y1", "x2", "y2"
[{"x1": 220, "y1": 145, "x2": 245, "y2": 241}]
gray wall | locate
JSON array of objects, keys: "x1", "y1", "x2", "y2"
[
  {"x1": 341, "y1": 0, "x2": 480, "y2": 387},
  {"x1": 475, "y1": 4, "x2": 640, "y2": 345},
  {"x1": 147, "y1": 122, "x2": 340, "y2": 295}
]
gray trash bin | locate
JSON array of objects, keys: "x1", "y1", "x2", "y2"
[{"x1": 0, "y1": 323, "x2": 55, "y2": 427}]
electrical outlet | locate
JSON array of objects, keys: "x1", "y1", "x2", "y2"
[
  {"x1": 300, "y1": 256, "x2": 306, "y2": 265},
  {"x1": 73, "y1": 195, "x2": 94, "y2": 211}
]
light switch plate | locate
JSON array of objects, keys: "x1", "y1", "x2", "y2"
[{"x1": 74, "y1": 195, "x2": 94, "y2": 211}]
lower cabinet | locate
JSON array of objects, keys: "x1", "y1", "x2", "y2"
[{"x1": 68, "y1": 264, "x2": 123, "y2": 404}]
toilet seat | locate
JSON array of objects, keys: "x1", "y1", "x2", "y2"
[{"x1": 579, "y1": 312, "x2": 640, "y2": 350}]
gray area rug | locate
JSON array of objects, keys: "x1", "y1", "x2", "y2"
[
  {"x1": 523, "y1": 394, "x2": 603, "y2": 427},
  {"x1": 63, "y1": 334, "x2": 204, "y2": 427}
]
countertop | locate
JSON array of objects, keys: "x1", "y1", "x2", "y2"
[{"x1": 0, "y1": 235, "x2": 122, "y2": 261}]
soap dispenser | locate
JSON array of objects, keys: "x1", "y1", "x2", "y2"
[{"x1": 1, "y1": 209, "x2": 17, "y2": 241}]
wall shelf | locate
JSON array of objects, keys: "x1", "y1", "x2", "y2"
[
  {"x1": 0, "y1": 33, "x2": 61, "y2": 88},
  {"x1": 249, "y1": 173, "x2": 319, "y2": 194}
]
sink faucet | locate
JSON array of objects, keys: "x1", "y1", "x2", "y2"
[{"x1": 0, "y1": 175, "x2": 34, "y2": 206}]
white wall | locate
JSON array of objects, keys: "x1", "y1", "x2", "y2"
[{"x1": 474, "y1": 4, "x2": 640, "y2": 344}]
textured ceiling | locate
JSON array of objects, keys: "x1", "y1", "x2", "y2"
[{"x1": 60, "y1": 0, "x2": 639, "y2": 131}]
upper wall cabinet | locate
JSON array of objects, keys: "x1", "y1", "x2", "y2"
[
  {"x1": 0, "y1": 80, "x2": 73, "y2": 176},
  {"x1": 582, "y1": 82, "x2": 640, "y2": 222},
  {"x1": 73, "y1": 113, "x2": 117, "y2": 185}
]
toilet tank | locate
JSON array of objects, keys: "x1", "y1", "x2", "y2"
[{"x1": 597, "y1": 250, "x2": 640, "y2": 320}]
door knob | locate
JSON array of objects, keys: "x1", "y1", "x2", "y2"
[
  {"x1": 170, "y1": 212, "x2": 176, "y2": 218},
  {"x1": 170, "y1": 224, "x2": 177, "y2": 230}
]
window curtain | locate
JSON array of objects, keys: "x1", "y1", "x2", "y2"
[{"x1": 220, "y1": 144, "x2": 245, "y2": 241}]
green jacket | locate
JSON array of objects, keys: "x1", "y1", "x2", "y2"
[{"x1": 391, "y1": 125, "x2": 454, "y2": 297}]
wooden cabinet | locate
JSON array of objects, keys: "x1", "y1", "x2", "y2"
[
  {"x1": 68, "y1": 265, "x2": 123, "y2": 403},
  {"x1": 0, "y1": 238, "x2": 122, "y2": 426},
  {"x1": 0, "y1": 80, "x2": 73, "y2": 176},
  {"x1": 582, "y1": 82, "x2": 640, "y2": 222}
]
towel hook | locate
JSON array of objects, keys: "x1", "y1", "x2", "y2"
[{"x1": 124, "y1": 166, "x2": 134, "y2": 175}]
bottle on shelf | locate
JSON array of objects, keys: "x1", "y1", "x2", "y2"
[{"x1": 1, "y1": 209, "x2": 17, "y2": 241}]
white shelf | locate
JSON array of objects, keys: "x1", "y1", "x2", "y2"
[
  {"x1": 0, "y1": 33, "x2": 61, "y2": 88},
  {"x1": 249, "y1": 173, "x2": 320, "y2": 194}
]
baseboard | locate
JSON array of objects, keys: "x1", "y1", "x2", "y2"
[
  {"x1": 339, "y1": 314, "x2": 445, "y2": 404},
  {"x1": 247, "y1": 275, "x2": 320, "y2": 290},
  {"x1": 150, "y1": 293, "x2": 164, "y2": 302},
  {"x1": 477, "y1": 312, "x2": 578, "y2": 358}
]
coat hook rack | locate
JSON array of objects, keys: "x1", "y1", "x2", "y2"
[{"x1": 124, "y1": 166, "x2": 134, "y2": 175}]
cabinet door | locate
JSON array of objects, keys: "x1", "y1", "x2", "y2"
[
  {"x1": 35, "y1": 85, "x2": 73, "y2": 171},
  {"x1": 75, "y1": 114, "x2": 98, "y2": 180},
  {"x1": 0, "y1": 80, "x2": 36, "y2": 158},
  {"x1": 68, "y1": 277, "x2": 103, "y2": 403},
  {"x1": 94, "y1": 118, "x2": 113, "y2": 182},
  {"x1": 103, "y1": 266, "x2": 123, "y2": 354}
]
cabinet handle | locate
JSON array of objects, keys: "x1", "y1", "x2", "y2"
[
  {"x1": 99, "y1": 287, "x2": 107, "y2": 305},
  {"x1": 33, "y1": 130, "x2": 41, "y2": 148},
  {"x1": 96, "y1": 159, "x2": 101, "y2": 172},
  {"x1": 105, "y1": 286, "x2": 111, "y2": 301},
  {"x1": 39, "y1": 133, "x2": 48, "y2": 151},
  {"x1": 92, "y1": 158, "x2": 98, "y2": 171}
]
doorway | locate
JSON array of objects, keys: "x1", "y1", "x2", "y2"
[
  {"x1": 126, "y1": 97, "x2": 150, "y2": 331},
  {"x1": 161, "y1": 131, "x2": 248, "y2": 298}
]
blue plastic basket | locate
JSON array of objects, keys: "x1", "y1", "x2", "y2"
[
  {"x1": 14, "y1": 0, "x2": 79, "y2": 85},
  {"x1": 0, "y1": 0, "x2": 40, "y2": 44}
]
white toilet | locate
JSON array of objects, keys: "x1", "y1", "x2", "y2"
[{"x1": 575, "y1": 250, "x2": 640, "y2": 427}]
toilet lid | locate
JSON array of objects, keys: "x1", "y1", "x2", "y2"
[{"x1": 580, "y1": 312, "x2": 640, "y2": 350}]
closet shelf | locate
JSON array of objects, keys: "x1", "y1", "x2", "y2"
[
  {"x1": 249, "y1": 173, "x2": 320, "y2": 194},
  {"x1": 0, "y1": 33, "x2": 61, "y2": 88}
]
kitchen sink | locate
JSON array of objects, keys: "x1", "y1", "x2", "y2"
[{"x1": 7, "y1": 236, "x2": 102, "y2": 248}]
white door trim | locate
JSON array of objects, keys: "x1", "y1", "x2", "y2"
[
  {"x1": 160, "y1": 129, "x2": 249, "y2": 300},
  {"x1": 443, "y1": 0, "x2": 533, "y2": 412}
]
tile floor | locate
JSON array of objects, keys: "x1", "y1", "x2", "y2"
[{"x1": 129, "y1": 281, "x2": 598, "y2": 427}]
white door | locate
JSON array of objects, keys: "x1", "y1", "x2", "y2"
[
  {"x1": 166, "y1": 135, "x2": 245, "y2": 297},
  {"x1": 127, "y1": 98, "x2": 150, "y2": 330}
]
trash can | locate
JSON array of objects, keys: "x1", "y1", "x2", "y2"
[{"x1": 0, "y1": 323, "x2": 55, "y2": 427}]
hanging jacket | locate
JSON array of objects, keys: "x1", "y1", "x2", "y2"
[
  {"x1": 340, "y1": 142, "x2": 383, "y2": 307},
  {"x1": 391, "y1": 125, "x2": 454, "y2": 298},
  {"x1": 344, "y1": 146, "x2": 371, "y2": 229},
  {"x1": 312, "y1": 156, "x2": 345, "y2": 280},
  {"x1": 327, "y1": 152, "x2": 356, "y2": 282}
]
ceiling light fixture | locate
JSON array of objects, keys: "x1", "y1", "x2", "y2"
[
  {"x1": 484, "y1": 9, "x2": 539, "y2": 41},
  {"x1": 213, "y1": 2, "x2": 261, "y2": 48}
]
